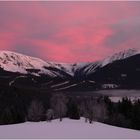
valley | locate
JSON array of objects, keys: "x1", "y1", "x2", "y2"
[{"x1": 0, "y1": 49, "x2": 140, "y2": 131}]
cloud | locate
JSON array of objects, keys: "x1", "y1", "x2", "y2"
[{"x1": 0, "y1": 1, "x2": 140, "y2": 63}]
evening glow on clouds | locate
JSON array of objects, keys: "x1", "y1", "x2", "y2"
[{"x1": 0, "y1": 1, "x2": 140, "y2": 63}]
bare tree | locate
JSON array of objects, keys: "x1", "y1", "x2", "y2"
[
  {"x1": 81, "y1": 97, "x2": 108, "y2": 123},
  {"x1": 27, "y1": 100, "x2": 45, "y2": 122},
  {"x1": 86, "y1": 99, "x2": 95, "y2": 123},
  {"x1": 91, "y1": 103, "x2": 107, "y2": 122},
  {"x1": 50, "y1": 93, "x2": 67, "y2": 121},
  {"x1": 46, "y1": 109, "x2": 54, "y2": 122}
]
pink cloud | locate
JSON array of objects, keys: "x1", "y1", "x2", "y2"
[{"x1": 0, "y1": 1, "x2": 140, "y2": 63}]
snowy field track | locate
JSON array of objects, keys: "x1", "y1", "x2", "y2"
[{"x1": 0, "y1": 118, "x2": 140, "y2": 139}]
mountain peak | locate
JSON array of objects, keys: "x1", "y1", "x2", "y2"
[
  {"x1": 0, "y1": 50, "x2": 70, "y2": 78},
  {"x1": 101, "y1": 48, "x2": 140, "y2": 67},
  {"x1": 113, "y1": 48, "x2": 139, "y2": 58},
  {"x1": 0, "y1": 50, "x2": 76, "y2": 78}
]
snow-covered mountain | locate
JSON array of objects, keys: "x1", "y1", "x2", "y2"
[
  {"x1": 0, "y1": 51, "x2": 73, "y2": 78},
  {"x1": 101, "y1": 48, "x2": 139, "y2": 67},
  {"x1": 0, "y1": 49, "x2": 140, "y2": 91},
  {"x1": 76, "y1": 48, "x2": 140, "y2": 76},
  {"x1": 0, "y1": 49, "x2": 139, "y2": 78}
]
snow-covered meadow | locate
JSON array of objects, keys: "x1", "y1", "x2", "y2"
[{"x1": 0, "y1": 118, "x2": 140, "y2": 139}]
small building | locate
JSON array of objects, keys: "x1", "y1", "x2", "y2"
[{"x1": 102, "y1": 84, "x2": 119, "y2": 89}]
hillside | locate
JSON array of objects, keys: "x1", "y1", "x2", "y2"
[{"x1": 0, "y1": 118, "x2": 140, "y2": 139}]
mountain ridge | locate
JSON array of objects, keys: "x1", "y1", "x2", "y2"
[
  {"x1": 0, "y1": 48, "x2": 139, "y2": 76},
  {"x1": 0, "y1": 48, "x2": 140, "y2": 91}
]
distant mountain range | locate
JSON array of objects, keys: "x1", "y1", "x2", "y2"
[{"x1": 0, "y1": 49, "x2": 140, "y2": 91}]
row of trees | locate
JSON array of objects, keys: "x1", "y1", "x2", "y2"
[
  {"x1": 27, "y1": 95, "x2": 108, "y2": 124},
  {"x1": 106, "y1": 97, "x2": 140, "y2": 130},
  {"x1": 27, "y1": 94, "x2": 68, "y2": 122},
  {"x1": 0, "y1": 87, "x2": 140, "y2": 130}
]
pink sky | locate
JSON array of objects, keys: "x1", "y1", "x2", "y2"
[{"x1": 0, "y1": 1, "x2": 140, "y2": 63}]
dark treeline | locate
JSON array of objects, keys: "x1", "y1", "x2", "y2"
[{"x1": 0, "y1": 87, "x2": 140, "y2": 130}]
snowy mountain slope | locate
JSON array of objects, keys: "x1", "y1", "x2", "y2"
[
  {"x1": 76, "y1": 48, "x2": 140, "y2": 76},
  {"x1": 50, "y1": 62, "x2": 75, "y2": 76},
  {"x1": 0, "y1": 49, "x2": 138, "y2": 78},
  {"x1": 0, "y1": 51, "x2": 48, "y2": 73},
  {"x1": 0, "y1": 118, "x2": 140, "y2": 139},
  {"x1": 50, "y1": 62, "x2": 90, "y2": 76},
  {"x1": 101, "y1": 48, "x2": 139, "y2": 67},
  {"x1": 0, "y1": 51, "x2": 72, "y2": 78}
]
